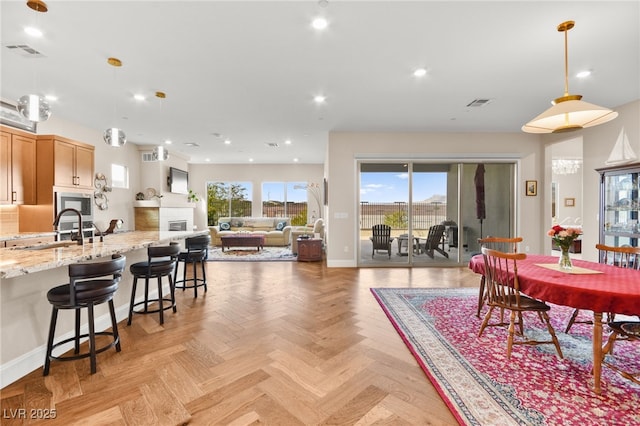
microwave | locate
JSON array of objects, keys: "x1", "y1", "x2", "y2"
[{"x1": 55, "y1": 192, "x2": 93, "y2": 219}]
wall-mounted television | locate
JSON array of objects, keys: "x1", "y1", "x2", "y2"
[{"x1": 168, "y1": 167, "x2": 189, "y2": 194}]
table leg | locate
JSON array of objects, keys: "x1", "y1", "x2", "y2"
[{"x1": 592, "y1": 312, "x2": 603, "y2": 394}]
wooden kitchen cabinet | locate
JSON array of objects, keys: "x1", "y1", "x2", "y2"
[
  {"x1": 0, "y1": 125, "x2": 36, "y2": 205},
  {"x1": 36, "y1": 134, "x2": 95, "y2": 192}
]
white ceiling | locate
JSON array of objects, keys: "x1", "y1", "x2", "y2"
[{"x1": 1, "y1": 1, "x2": 638, "y2": 164}]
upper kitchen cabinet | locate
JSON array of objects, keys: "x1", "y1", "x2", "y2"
[
  {"x1": 0, "y1": 125, "x2": 36, "y2": 205},
  {"x1": 597, "y1": 162, "x2": 639, "y2": 249},
  {"x1": 36, "y1": 135, "x2": 95, "y2": 194}
]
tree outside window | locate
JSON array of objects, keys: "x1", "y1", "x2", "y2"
[{"x1": 206, "y1": 181, "x2": 252, "y2": 226}]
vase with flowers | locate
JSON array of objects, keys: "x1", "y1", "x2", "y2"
[{"x1": 548, "y1": 225, "x2": 582, "y2": 270}]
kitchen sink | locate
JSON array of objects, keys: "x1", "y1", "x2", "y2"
[{"x1": 13, "y1": 241, "x2": 78, "y2": 251}]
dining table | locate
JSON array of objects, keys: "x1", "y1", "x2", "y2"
[{"x1": 468, "y1": 253, "x2": 640, "y2": 394}]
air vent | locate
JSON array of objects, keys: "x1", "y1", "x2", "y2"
[
  {"x1": 266, "y1": 143, "x2": 279, "y2": 148},
  {"x1": 4, "y1": 44, "x2": 44, "y2": 57},
  {"x1": 141, "y1": 152, "x2": 155, "y2": 162},
  {"x1": 466, "y1": 98, "x2": 492, "y2": 107},
  {"x1": 184, "y1": 142, "x2": 199, "y2": 147}
]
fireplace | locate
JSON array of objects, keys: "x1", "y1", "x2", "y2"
[{"x1": 168, "y1": 220, "x2": 187, "y2": 231}]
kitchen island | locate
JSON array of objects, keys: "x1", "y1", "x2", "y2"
[{"x1": 0, "y1": 229, "x2": 208, "y2": 387}]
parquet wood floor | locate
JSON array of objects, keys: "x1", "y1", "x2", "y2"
[{"x1": 1, "y1": 261, "x2": 478, "y2": 425}]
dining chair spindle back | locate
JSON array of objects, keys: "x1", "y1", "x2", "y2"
[
  {"x1": 478, "y1": 247, "x2": 564, "y2": 359},
  {"x1": 475, "y1": 236, "x2": 523, "y2": 317}
]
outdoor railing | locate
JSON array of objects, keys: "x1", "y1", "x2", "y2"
[{"x1": 360, "y1": 201, "x2": 448, "y2": 232}]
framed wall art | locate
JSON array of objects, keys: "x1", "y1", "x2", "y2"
[
  {"x1": 0, "y1": 100, "x2": 37, "y2": 133},
  {"x1": 525, "y1": 180, "x2": 537, "y2": 196}
]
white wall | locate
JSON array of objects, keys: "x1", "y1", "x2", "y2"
[{"x1": 325, "y1": 132, "x2": 543, "y2": 267}]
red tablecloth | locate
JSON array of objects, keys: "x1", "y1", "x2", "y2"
[{"x1": 469, "y1": 254, "x2": 640, "y2": 316}]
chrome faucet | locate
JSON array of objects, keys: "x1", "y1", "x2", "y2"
[{"x1": 53, "y1": 208, "x2": 84, "y2": 245}]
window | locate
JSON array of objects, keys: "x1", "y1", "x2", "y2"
[
  {"x1": 111, "y1": 164, "x2": 128, "y2": 188},
  {"x1": 206, "y1": 181, "x2": 252, "y2": 226},
  {"x1": 262, "y1": 182, "x2": 308, "y2": 225}
]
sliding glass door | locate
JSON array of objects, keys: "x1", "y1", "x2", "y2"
[
  {"x1": 359, "y1": 163, "x2": 410, "y2": 265},
  {"x1": 358, "y1": 161, "x2": 515, "y2": 267}
]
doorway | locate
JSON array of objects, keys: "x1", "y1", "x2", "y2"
[{"x1": 358, "y1": 161, "x2": 516, "y2": 267}]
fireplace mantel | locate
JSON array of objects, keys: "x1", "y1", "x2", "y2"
[{"x1": 134, "y1": 203, "x2": 195, "y2": 231}]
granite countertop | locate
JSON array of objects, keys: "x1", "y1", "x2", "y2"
[
  {"x1": 0, "y1": 232, "x2": 57, "y2": 242},
  {"x1": 0, "y1": 229, "x2": 209, "y2": 279}
]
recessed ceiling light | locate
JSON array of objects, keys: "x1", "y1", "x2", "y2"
[
  {"x1": 312, "y1": 17, "x2": 328, "y2": 30},
  {"x1": 413, "y1": 68, "x2": 427, "y2": 77},
  {"x1": 284, "y1": 139, "x2": 292, "y2": 145},
  {"x1": 164, "y1": 139, "x2": 172, "y2": 145},
  {"x1": 576, "y1": 70, "x2": 591, "y2": 78},
  {"x1": 224, "y1": 139, "x2": 231, "y2": 145},
  {"x1": 249, "y1": 158, "x2": 254, "y2": 162},
  {"x1": 205, "y1": 158, "x2": 210, "y2": 162},
  {"x1": 314, "y1": 95, "x2": 326, "y2": 104},
  {"x1": 24, "y1": 26, "x2": 42, "y2": 37},
  {"x1": 293, "y1": 158, "x2": 299, "y2": 162},
  {"x1": 134, "y1": 94, "x2": 145, "y2": 101},
  {"x1": 45, "y1": 94, "x2": 57, "y2": 101}
]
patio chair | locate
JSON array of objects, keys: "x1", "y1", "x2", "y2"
[
  {"x1": 422, "y1": 225, "x2": 448, "y2": 259},
  {"x1": 565, "y1": 243, "x2": 640, "y2": 333},
  {"x1": 370, "y1": 224, "x2": 394, "y2": 258},
  {"x1": 478, "y1": 247, "x2": 564, "y2": 359},
  {"x1": 475, "y1": 236, "x2": 523, "y2": 318}
]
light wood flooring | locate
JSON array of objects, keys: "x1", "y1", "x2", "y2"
[{"x1": 1, "y1": 261, "x2": 479, "y2": 425}]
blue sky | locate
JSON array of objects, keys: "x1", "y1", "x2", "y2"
[
  {"x1": 360, "y1": 172, "x2": 447, "y2": 203},
  {"x1": 262, "y1": 181, "x2": 308, "y2": 202},
  {"x1": 223, "y1": 177, "x2": 446, "y2": 204}
]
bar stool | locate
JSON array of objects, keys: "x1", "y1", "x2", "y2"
[
  {"x1": 174, "y1": 235, "x2": 210, "y2": 298},
  {"x1": 44, "y1": 254, "x2": 126, "y2": 376},
  {"x1": 127, "y1": 243, "x2": 180, "y2": 325}
]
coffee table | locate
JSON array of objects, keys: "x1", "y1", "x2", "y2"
[{"x1": 220, "y1": 234, "x2": 265, "y2": 252}]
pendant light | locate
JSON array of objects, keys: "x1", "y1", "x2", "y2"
[
  {"x1": 17, "y1": 0, "x2": 51, "y2": 123},
  {"x1": 522, "y1": 21, "x2": 618, "y2": 134},
  {"x1": 152, "y1": 145, "x2": 169, "y2": 161},
  {"x1": 152, "y1": 91, "x2": 169, "y2": 160},
  {"x1": 103, "y1": 57, "x2": 127, "y2": 147}
]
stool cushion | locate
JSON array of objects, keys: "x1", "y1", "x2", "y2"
[
  {"x1": 177, "y1": 251, "x2": 207, "y2": 262},
  {"x1": 47, "y1": 279, "x2": 118, "y2": 306},
  {"x1": 130, "y1": 260, "x2": 175, "y2": 277}
]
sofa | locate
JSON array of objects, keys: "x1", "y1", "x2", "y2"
[
  {"x1": 291, "y1": 218, "x2": 325, "y2": 254},
  {"x1": 209, "y1": 217, "x2": 292, "y2": 247}
]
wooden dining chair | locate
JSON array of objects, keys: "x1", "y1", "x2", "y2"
[
  {"x1": 601, "y1": 320, "x2": 640, "y2": 385},
  {"x1": 565, "y1": 244, "x2": 640, "y2": 333},
  {"x1": 478, "y1": 247, "x2": 564, "y2": 359},
  {"x1": 475, "y1": 236, "x2": 523, "y2": 318}
]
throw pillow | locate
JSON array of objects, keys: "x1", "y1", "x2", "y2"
[
  {"x1": 276, "y1": 221, "x2": 286, "y2": 231},
  {"x1": 219, "y1": 222, "x2": 231, "y2": 231}
]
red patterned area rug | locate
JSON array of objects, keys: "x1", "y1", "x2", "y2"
[{"x1": 370, "y1": 287, "x2": 640, "y2": 426}]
